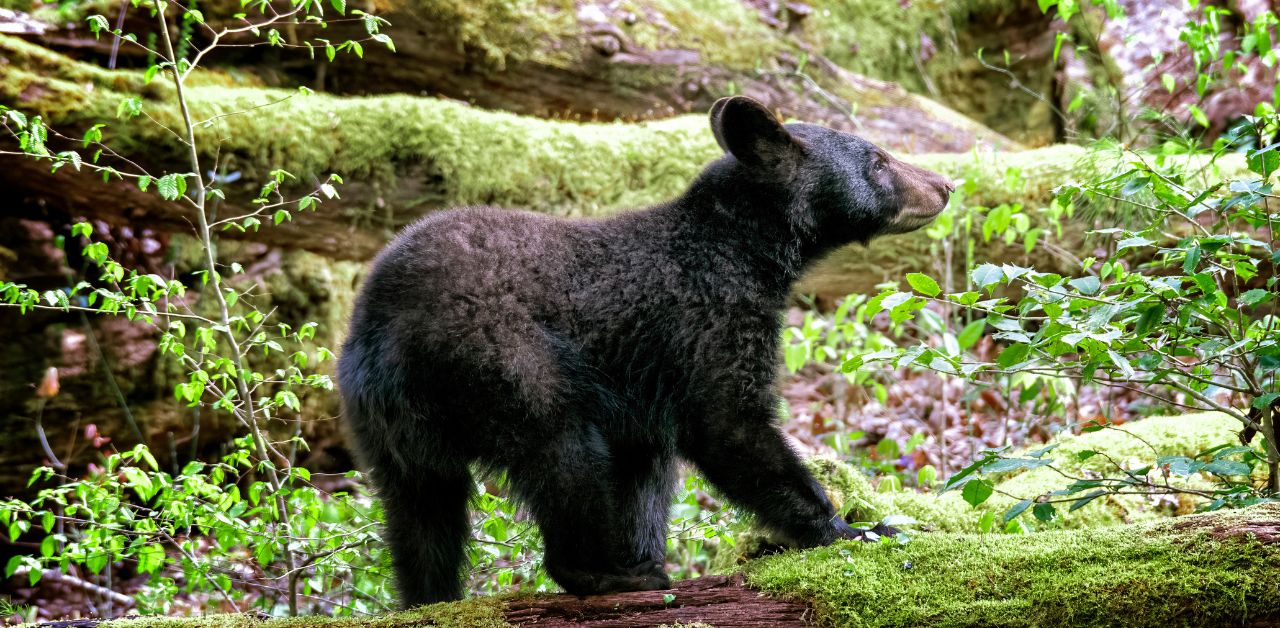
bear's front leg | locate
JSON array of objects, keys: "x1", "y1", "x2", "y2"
[{"x1": 679, "y1": 402, "x2": 860, "y2": 548}]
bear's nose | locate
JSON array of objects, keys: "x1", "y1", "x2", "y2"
[{"x1": 942, "y1": 179, "x2": 956, "y2": 193}]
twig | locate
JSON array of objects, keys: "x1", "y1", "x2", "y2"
[{"x1": 11, "y1": 567, "x2": 133, "y2": 608}]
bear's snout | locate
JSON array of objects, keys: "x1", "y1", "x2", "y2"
[{"x1": 884, "y1": 157, "x2": 952, "y2": 234}]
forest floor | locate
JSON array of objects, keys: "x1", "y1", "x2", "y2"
[{"x1": 4, "y1": 343, "x2": 1167, "y2": 622}]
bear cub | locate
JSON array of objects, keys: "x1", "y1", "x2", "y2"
[{"x1": 338, "y1": 96, "x2": 953, "y2": 606}]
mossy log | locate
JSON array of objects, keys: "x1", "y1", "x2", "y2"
[
  {"x1": 1, "y1": 34, "x2": 1081, "y2": 302},
  {"x1": 28, "y1": 504, "x2": 1280, "y2": 627},
  {"x1": 13, "y1": 0, "x2": 1016, "y2": 154}
]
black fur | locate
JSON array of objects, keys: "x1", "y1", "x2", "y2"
[{"x1": 338, "y1": 96, "x2": 953, "y2": 606}]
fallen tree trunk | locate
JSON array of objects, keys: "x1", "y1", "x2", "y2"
[
  {"x1": 0, "y1": 34, "x2": 1084, "y2": 301},
  {"x1": 502, "y1": 574, "x2": 807, "y2": 627},
  {"x1": 24, "y1": 503, "x2": 1280, "y2": 627},
  {"x1": 11, "y1": 0, "x2": 1016, "y2": 154}
]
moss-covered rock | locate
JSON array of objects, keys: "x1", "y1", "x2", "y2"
[
  {"x1": 746, "y1": 502, "x2": 1280, "y2": 627},
  {"x1": 866, "y1": 412, "x2": 1240, "y2": 532},
  {"x1": 714, "y1": 413, "x2": 1243, "y2": 577},
  {"x1": 806, "y1": 413, "x2": 1242, "y2": 539}
]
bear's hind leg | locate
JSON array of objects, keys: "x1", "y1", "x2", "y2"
[
  {"x1": 508, "y1": 428, "x2": 668, "y2": 596},
  {"x1": 608, "y1": 444, "x2": 675, "y2": 586},
  {"x1": 373, "y1": 465, "x2": 474, "y2": 607}
]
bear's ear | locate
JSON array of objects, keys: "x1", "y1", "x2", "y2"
[{"x1": 709, "y1": 96, "x2": 803, "y2": 170}]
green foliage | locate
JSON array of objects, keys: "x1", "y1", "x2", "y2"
[
  {"x1": 666, "y1": 473, "x2": 742, "y2": 579},
  {"x1": 786, "y1": 3, "x2": 1280, "y2": 532},
  {"x1": 5, "y1": 440, "x2": 388, "y2": 615},
  {"x1": 0, "y1": 0, "x2": 398, "y2": 616},
  {"x1": 468, "y1": 477, "x2": 551, "y2": 595}
]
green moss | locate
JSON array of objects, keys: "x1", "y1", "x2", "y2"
[
  {"x1": 809, "y1": 456, "x2": 887, "y2": 523},
  {"x1": 890, "y1": 413, "x2": 1242, "y2": 532},
  {"x1": 94, "y1": 596, "x2": 508, "y2": 628},
  {"x1": 746, "y1": 503, "x2": 1280, "y2": 627},
  {"x1": 801, "y1": 0, "x2": 952, "y2": 93},
  {"x1": 719, "y1": 413, "x2": 1240, "y2": 574},
  {"x1": 0, "y1": 35, "x2": 167, "y2": 98},
  {"x1": 734, "y1": 413, "x2": 1244, "y2": 560},
  {"x1": 406, "y1": 0, "x2": 577, "y2": 68},
  {"x1": 622, "y1": 0, "x2": 788, "y2": 69}
]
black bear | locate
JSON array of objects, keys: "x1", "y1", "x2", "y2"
[{"x1": 337, "y1": 96, "x2": 953, "y2": 606}]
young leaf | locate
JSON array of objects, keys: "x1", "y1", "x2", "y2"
[
  {"x1": 1032, "y1": 502, "x2": 1056, "y2": 522},
  {"x1": 957, "y1": 320, "x2": 985, "y2": 350},
  {"x1": 972, "y1": 263, "x2": 1004, "y2": 290},
  {"x1": 1004, "y1": 499, "x2": 1033, "y2": 522},
  {"x1": 1239, "y1": 289, "x2": 1272, "y2": 307},
  {"x1": 1068, "y1": 276, "x2": 1100, "y2": 295},
  {"x1": 906, "y1": 272, "x2": 941, "y2": 297},
  {"x1": 961, "y1": 478, "x2": 994, "y2": 507}
]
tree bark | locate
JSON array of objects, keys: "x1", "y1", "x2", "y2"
[{"x1": 503, "y1": 574, "x2": 807, "y2": 627}]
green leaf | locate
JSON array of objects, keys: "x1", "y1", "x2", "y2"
[
  {"x1": 962, "y1": 479, "x2": 994, "y2": 507},
  {"x1": 1182, "y1": 245, "x2": 1201, "y2": 273},
  {"x1": 4, "y1": 555, "x2": 20, "y2": 578},
  {"x1": 1116, "y1": 236, "x2": 1153, "y2": 251},
  {"x1": 917, "y1": 465, "x2": 937, "y2": 488},
  {"x1": 996, "y1": 343, "x2": 1031, "y2": 368},
  {"x1": 1254, "y1": 393, "x2": 1280, "y2": 410},
  {"x1": 906, "y1": 273, "x2": 941, "y2": 297},
  {"x1": 1161, "y1": 73, "x2": 1176, "y2": 93},
  {"x1": 1025, "y1": 444, "x2": 1059, "y2": 459},
  {"x1": 784, "y1": 343, "x2": 807, "y2": 374},
  {"x1": 1248, "y1": 146, "x2": 1280, "y2": 176},
  {"x1": 972, "y1": 263, "x2": 1004, "y2": 290},
  {"x1": 1158, "y1": 455, "x2": 1203, "y2": 476},
  {"x1": 137, "y1": 543, "x2": 165, "y2": 574},
  {"x1": 957, "y1": 320, "x2": 985, "y2": 350},
  {"x1": 86, "y1": 552, "x2": 107, "y2": 575},
  {"x1": 1068, "y1": 276, "x2": 1100, "y2": 295},
  {"x1": 1004, "y1": 499, "x2": 1033, "y2": 522},
  {"x1": 1192, "y1": 273, "x2": 1218, "y2": 296},
  {"x1": 984, "y1": 457, "x2": 1053, "y2": 473},
  {"x1": 1239, "y1": 289, "x2": 1272, "y2": 307},
  {"x1": 1133, "y1": 304, "x2": 1163, "y2": 337},
  {"x1": 157, "y1": 173, "x2": 184, "y2": 201},
  {"x1": 1201, "y1": 459, "x2": 1250, "y2": 476},
  {"x1": 83, "y1": 242, "x2": 109, "y2": 265},
  {"x1": 1069, "y1": 490, "x2": 1107, "y2": 512},
  {"x1": 1032, "y1": 502, "x2": 1056, "y2": 522},
  {"x1": 1187, "y1": 104, "x2": 1210, "y2": 128}
]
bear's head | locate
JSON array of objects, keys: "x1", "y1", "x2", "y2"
[{"x1": 709, "y1": 96, "x2": 954, "y2": 246}]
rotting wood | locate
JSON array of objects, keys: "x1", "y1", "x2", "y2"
[{"x1": 503, "y1": 574, "x2": 810, "y2": 627}]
